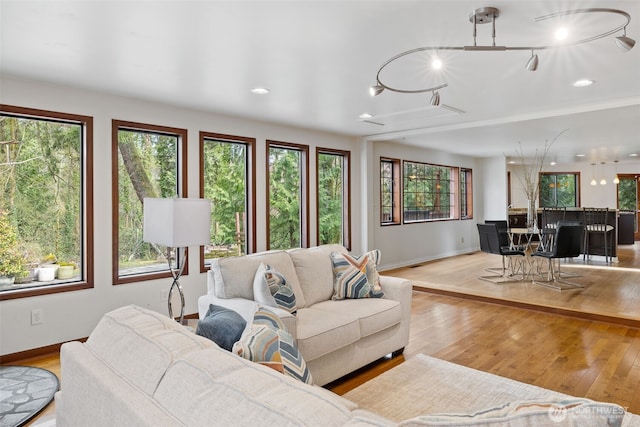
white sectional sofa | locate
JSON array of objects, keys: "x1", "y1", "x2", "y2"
[
  {"x1": 197, "y1": 244, "x2": 412, "y2": 386},
  {"x1": 56, "y1": 305, "x2": 635, "y2": 427}
]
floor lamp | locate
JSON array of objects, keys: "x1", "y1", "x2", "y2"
[{"x1": 143, "y1": 197, "x2": 211, "y2": 324}]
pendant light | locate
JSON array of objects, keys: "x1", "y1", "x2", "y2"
[
  {"x1": 590, "y1": 163, "x2": 597, "y2": 186},
  {"x1": 613, "y1": 160, "x2": 620, "y2": 184},
  {"x1": 600, "y1": 162, "x2": 607, "y2": 185}
]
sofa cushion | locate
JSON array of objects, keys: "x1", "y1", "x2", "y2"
[
  {"x1": 312, "y1": 298, "x2": 401, "y2": 338},
  {"x1": 154, "y1": 346, "x2": 360, "y2": 426},
  {"x1": 86, "y1": 305, "x2": 214, "y2": 396},
  {"x1": 288, "y1": 244, "x2": 347, "y2": 307},
  {"x1": 331, "y1": 249, "x2": 384, "y2": 300},
  {"x1": 398, "y1": 398, "x2": 625, "y2": 427},
  {"x1": 294, "y1": 307, "x2": 361, "y2": 361},
  {"x1": 253, "y1": 262, "x2": 297, "y2": 314},
  {"x1": 234, "y1": 306, "x2": 313, "y2": 384},
  {"x1": 196, "y1": 304, "x2": 246, "y2": 351},
  {"x1": 209, "y1": 250, "x2": 307, "y2": 308}
]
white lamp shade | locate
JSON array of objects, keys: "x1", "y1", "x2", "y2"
[{"x1": 143, "y1": 198, "x2": 211, "y2": 248}]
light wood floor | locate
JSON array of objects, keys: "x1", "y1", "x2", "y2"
[
  {"x1": 383, "y1": 244, "x2": 640, "y2": 327},
  {"x1": 329, "y1": 290, "x2": 640, "y2": 414},
  {"x1": 10, "y1": 245, "x2": 640, "y2": 424}
]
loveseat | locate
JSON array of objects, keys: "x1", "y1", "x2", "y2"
[
  {"x1": 56, "y1": 305, "x2": 635, "y2": 427},
  {"x1": 197, "y1": 244, "x2": 412, "y2": 386}
]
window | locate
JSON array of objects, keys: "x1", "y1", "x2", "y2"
[
  {"x1": 200, "y1": 132, "x2": 255, "y2": 270},
  {"x1": 460, "y1": 168, "x2": 473, "y2": 219},
  {"x1": 266, "y1": 140, "x2": 308, "y2": 250},
  {"x1": 403, "y1": 161, "x2": 458, "y2": 222},
  {"x1": 112, "y1": 120, "x2": 187, "y2": 284},
  {"x1": 539, "y1": 172, "x2": 580, "y2": 208},
  {"x1": 316, "y1": 148, "x2": 350, "y2": 249},
  {"x1": 0, "y1": 105, "x2": 93, "y2": 300},
  {"x1": 380, "y1": 158, "x2": 401, "y2": 225}
]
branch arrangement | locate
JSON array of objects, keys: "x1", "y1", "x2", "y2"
[{"x1": 513, "y1": 129, "x2": 568, "y2": 203}]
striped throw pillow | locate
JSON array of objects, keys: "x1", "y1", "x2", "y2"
[
  {"x1": 253, "y1": 263, "x2": 297, "y2": 314},
  {"x1": 233, "y1": 307, "x2": 312, "y2": 384},
  {"x1": 330, "y1": 250, "x2": 384, "y2": 300}
]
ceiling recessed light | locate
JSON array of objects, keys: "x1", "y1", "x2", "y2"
[
  {"x1": 359, "y1": 113, "x2": 373, "y2": 119},
  {"x1": 573, "y1": 79, "x2": 594, "y2": 87},
  {"x1": 575, "y1": 153, "x2": 585, "y2": 157},
  {"x1": 630, "y1": 153, "x2": 639, "y2": 157},
  {"x1": 549, "y1": 161, "x2": 557, "y2": 166},
  {"x1": 251, "y1": 87, "x2": 270, "y2": 95}
]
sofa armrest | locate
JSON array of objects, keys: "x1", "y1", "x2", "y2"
[
  {"x1": 379, "y1": 275, "x2": 412, "y2": 307},
  {"x1": 379, "y1": 275, "x2": 412, "y2": 346}
]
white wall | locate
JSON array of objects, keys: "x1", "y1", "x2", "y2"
[
  {"x1": 0, "y1": 76, "x2": 361, "y2": 355},
  {"x1": 367, "y1": 141, "x2": 482, "y2": 270},
  {"x1": 480, "y1": 157, "x2": 508, "y2": 220}
]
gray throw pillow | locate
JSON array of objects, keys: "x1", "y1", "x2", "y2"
[{"x1": 196, "y1": 304, "x2": 246, "y2": 351}]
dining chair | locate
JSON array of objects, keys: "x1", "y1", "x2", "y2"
[
  {"x1": 477, "y1": 223, "x2": 526, "y2": 283},
  {"x1": 583, "y1": 208, "x2": 614, "y2": 264},
  {"x1": 531, "y1": 223, "x2": 584, "y2": 290}
]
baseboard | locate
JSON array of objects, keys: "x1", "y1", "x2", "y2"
[{"x1": 379, "y1": 249, "x2": 479, "y2": 272}]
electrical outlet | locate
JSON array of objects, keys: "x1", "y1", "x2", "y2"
[
  {"x1": 31, "y1": 309, "x2": 44, "y2": 325},
  {"x1": 161, "y1": 290, "x2": 169, "y2": 302}
]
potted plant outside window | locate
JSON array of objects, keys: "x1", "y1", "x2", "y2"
[{"x1": 0, "y1": 212, "x2": 26, "y2": 288}]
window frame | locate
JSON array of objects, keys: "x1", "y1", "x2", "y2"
[
  {"x1": 316, "y1": 147, "x2": 351, "y2": 250},
  {"x1": 265, "y1": 140, "x2": 309, "y2": 250},
  {"x1": 0, "y1": 104, "x2": 94, "y2": 301},
  {"x1": 111, "y1": 120, "x2": 188, "y2": 285},
  {"x1": 402, "y1": 160, "x2": 459, "y2": 223},
  {"x1": 199, "y1": 131, "x2": 256, "y2": 272},
  {"x1": 538, "y1": 172, "x2": 581, "y2": 208},
  {"x1": 380, "y1": 157, "x2": 401, "y2": 225},
  {"x1": 460, "y1": 167, "x2": 474, "y2": 220}
]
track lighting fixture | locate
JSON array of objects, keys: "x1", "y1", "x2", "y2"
[
  {"x1": 526, "y1": 50, "x2": 539, "y2": 71},
  {"x1": 369, "y1": 84, "x2": 384, "y2": 97},
  {"x1": 615, "y1": 29, "x2": 636, "y2": 52},
  {"x1": 430, "y1": 90, "x2": 440, "y2": 106},
  {"x1": 369, "y1": 7, "x2": 634, "y2": 100}
]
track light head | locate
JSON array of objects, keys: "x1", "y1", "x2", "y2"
[
  {"x1": 615, "y1": 35, "x2": 636, "y2": 52},
  {"x1": 369, "y1": 84, "x2": 384, "y2": 97},
  {"x1": 430, "y1": 90, "x2": 440, "y2": 106},
  {"x1": 526, "y1": 52, "x2": 539, "y2": 71}
]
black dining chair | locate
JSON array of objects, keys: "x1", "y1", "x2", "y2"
[
  {"x1": 477, "y1": 223, "x2": 526, "y2": 283},
  {"x1": 531, "y1": 223, "x2": 584, "y2": 290},
  {"x1": 583, "y1": 208, "x2": 614, "y2": 264}
]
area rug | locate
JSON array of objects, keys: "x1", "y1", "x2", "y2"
[
  {"x1": 0, "y1": 366, "x2": 58, "y2": 427},
  {"x1": 343, "y1": 354, "x2": 575, "y2": 422}
]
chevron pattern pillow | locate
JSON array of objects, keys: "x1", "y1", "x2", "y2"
[
  {"x1": 233, "y1": 307, "x2": 312, "y2": 384},
  {"x1": 253, "y1": 263, "x2": 297, "y2": 314},
  {"x1": 331, "y1": 249, "x2": 385, "y2": 300}
]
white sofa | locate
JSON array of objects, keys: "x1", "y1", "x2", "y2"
[
  {"x1": 197, "y1": 244, "x2": 412, "y2": 386},
  {"x1": 56, "y1": 305, "x2": 634, "y2": 427}
]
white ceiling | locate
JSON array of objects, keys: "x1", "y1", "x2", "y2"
[{"x1": 1, "y1": 0, "x2": 639, "y2": 163}]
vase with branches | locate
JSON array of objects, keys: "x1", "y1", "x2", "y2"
[{"x1": 513, "y1": 130, "x2": 567, "y2": 229}]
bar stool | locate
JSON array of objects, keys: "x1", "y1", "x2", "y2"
[{"x1": 583, "y1": 208, "x2": 614, "y2": 264}]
